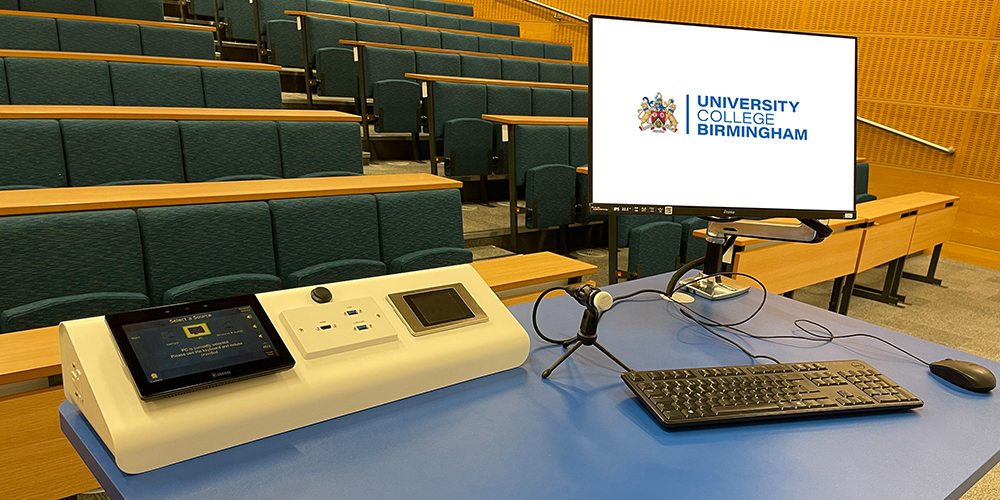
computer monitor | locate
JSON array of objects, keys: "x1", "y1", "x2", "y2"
[{"x1": 589, "y1": 16, "x2": 858, "y2": 221}]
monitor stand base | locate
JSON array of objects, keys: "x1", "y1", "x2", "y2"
[{"x1": 680, "y1": 274, "x2": 750, "y2": 300}]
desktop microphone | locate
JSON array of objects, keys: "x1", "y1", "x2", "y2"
[{"x1": 567, "y1": 284, "x2": 614, "y2": 312}]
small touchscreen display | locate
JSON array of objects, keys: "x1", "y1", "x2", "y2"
[{"x1": 403, "y1": 288, "x2": 475, "y2": 327}]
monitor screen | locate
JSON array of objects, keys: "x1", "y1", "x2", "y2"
[{"x1": 589, "y1": 16, "x2": 857, "y2": 220}]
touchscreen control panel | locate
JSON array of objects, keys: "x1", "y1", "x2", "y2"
[{"x1": 388, "y1": 283, "x2": 488, "y2": 336}]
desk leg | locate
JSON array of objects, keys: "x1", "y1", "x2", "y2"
[
  {"x1": 356, "y1": 48, "x2": 371, "y2": 155},
  {"x1": 783, "y1": 290, "x2": 795, "y2": 299},
  {"x1": 829, "y1": 276, "x2": 844, "y2": 312},
  {"x1": 838, "y1": 273, "x2": 856, "y2": 315},
  {"x1": 507, "y1": 125, "x2": 518, "y2": 254},
  {"x1": 901, "y1": 243, "x2": 945, "y2": 286},
  {"x1": 609, "y1": 214, "x2": 618, "y2": 286},
  {"x1": 297, "y1": 16, "x2": 314, "y2": 110},
  {"x1": 427, "y1": 83, "x2": 438, "y2": 175},
  {"x1": 852, "y1": 257, "x2": 906, "y2": 307}
]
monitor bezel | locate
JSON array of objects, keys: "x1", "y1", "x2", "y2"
[{"x1": 587, "y1": 14, "x2": 859, "y2": 220}]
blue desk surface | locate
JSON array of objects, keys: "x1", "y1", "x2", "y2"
[{"x1": 61, "y1": 274, "x2": 1000, "y2": 500}]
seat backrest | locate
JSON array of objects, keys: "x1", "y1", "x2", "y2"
[
  {"x1": 425, "y1": 13, "x2": 459, "y2": 29},
  {"x1": 538, "y1": 61, "x2": 572, "y2": 84},
  {"x1": 486, "y1": 84, "x2": 530, "y2": 115},
  {"x1": 0, "y1": 15, "x2": 59, "y2": 51},
  {"x1": 389, "y1": 9, "x2": 424, "y2": 26},
  {"x1": 0, "y1": 59, "x2": 6, "y2": 105},
  {"x1": 5, "y1": 57, "x2": 113, "y2": 105},
  {"x1": 572, "y1": 89, "x2": 588, "y2": 117},
  {"x1": 514, "y1": 125, "x2": 568, "y2": 187},
  {"x1": 855, "y1": 162, "x2": 871, "y2": 196},
  {"x1": 277, "y1": 121, "x2": 363, "y2": 177},
  {"x1": 459, "y1": 53, "x2": 500, "y2": 79},
  {"x1": 531, "y1": 87, "x2": 572, "y2": 116},
  {"x1": 572, "y1": 64, "x2": 587, "y2": 84},
  {"x1": 19, "y1": 0, "x2": 96, "y2": 16},
  {"x1": 179, "y1": 121, "x2": 282, "y2": 181},
  {"x1": 459, "y1": 18, "x2": 491, "y2": 34},
  {"x1": 543, "y1": 42, "x2": 572, "y2": 61},
  {"x1": 0, "y1": 210, "x2": 147, "y2": 333},
  {"x1": 109, "y1": 62, "x2": 205, "y2": 107},
  {"x1": 137, "y1": 202, "x2": 278, "y2": 305},
  {"x1": 628, "y1": 221, "x2": 683, "y2": 277},
  {"x1": 478, "y1": 36, "x2": 511, "y2": 55},
  {"x1": 258, "y1": 0, "x2": 305, "y2": 28},
  {"x1": 616, "y1": 213, "x2": 673, "y2": 247},
  {"x1": 349, "y1": 3, "x2": 389, "y2": 21},
  {"x1": 415, "y1": 51, "x2": 459, "y2": 76},
  {"x1": 139, "y1": 25, "x2": 216, "y2": 60},
  {"x1": 375, "y1": 189, "x2": 465, "y2": 264},
  {"x1": 445, "y1": 2, "x2": 472, "y2": 16},
  {"x1": 200, "y1": 67, "x2": 282, "y2": 108},
  {"x1": 511, "y1": 39, "x2": 543, "y2": 58},
  {"x1": 382, "y1": 0, "x2": 413, "y2": 7},
  {"x1": 414, "y1": 0, "x2": 445, "y2": 12},
  {"x1": 440, "y1": 31, "x2": 477, "y2": 52},
  {"x1": 56, "y1": 18, "x2": 142, "y2": 55},
  {"x1": 401, "y1": 27, "x2": 440, "y2": 48},
  {"x1": 0, "y1": 119, "x2": 67, "y2": 189},
  {"x1": 356, "y1": 22, "x2": 401, "y2": 45},
  {"x1": 524, "y1": 164, "x2": 577, "y2": 229},
  {"x1": 568, "y1": 125, "x2": 587, "y2": 167},
  {"x1": 306, "y1": 16, "x2": 356, "y2": 64},
  {"x1": 62, "y1": 119, "x2": 185, "y2": 186},
  {"x1": 95, "y1": 0, "x2": 164, "y2": 21},
  {"x1": 269, "y1": 194, "x2": 383, "y2": 286},
  {"x1": 307, "y1": 0, "x2": 350, "y2": 16},
  {"x1": 501, "y1": 58, "x2": 538, "y2": 81},
  {"x1": 432, "y1": 81, "x2": 486, "y2": 138},
  {"x1": 0, "y1": 0, "x2": 17, "y2": 8},
  {"x1": 492, "y1": 22, "x2": 519, "y2": 37},
  {"x1": 363, "y1": 46, "x2": 414, "y2": 97}
]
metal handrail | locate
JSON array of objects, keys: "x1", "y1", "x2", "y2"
[
  {"x1": 857, "y1": 116, "x2": 955, "y2": 155},
  {"x1": 517, "y1": 0, "x2": 588, "y2": 23}
]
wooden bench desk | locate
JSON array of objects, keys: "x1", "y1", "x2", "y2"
[
  {"x1": 287, "y1": 11, "x2": 536, "y2": 42},
  {"x1": 471, "y1": 251, "x2": 596, "y2": 306},
  {"x1": 0, "y1": 49, "x2": 279, "y2": 70},
  {"x1": 0, "y1": 8, "x2": 216, "y2": 31},
  {"x1": 883, "y1": 192, "x2": 959, "y2": 286},
  {"x1": 405, "y1": 73, "x2": 587, "y2": 90},
  {"x1": 0, "y1": 105, "x2": 359, "y2": 121}
]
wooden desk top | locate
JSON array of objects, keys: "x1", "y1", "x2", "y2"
[
  {"x1": 470, "y1": 251, "x2": 596, "y2": 292},
  {"x1": 289, "y1": 11, "x2": 536, "y2": 43},
  {"x1": 0, "y1": 8, "x2": 215, "y2": 31},
  {"x1": 481, "y1": 114, "x2": 587, "y2": 125},
  {"x1": 0, "y1": 105, "x2": 360, "y2": 121},
  {"x1": 880, "y1": 192, "x2": 959, "y2": 211},
  {"x1": 340, "y1": 40, "x2": 576, "y2": 64},
  {"x1": 0, "y1": 174, "x2": 461, "y2": 217},
  {"x1": 0, "y1": 326, "x2": 61, "y2": 385},
  {"x1": 404, "y1": 73, "x2": 586, "y2": 90},
  {"x1": 0, "y1": 49, "x2": 280, "y2": 70},
  {"x1": 855, "y1": 197, "x2": 915, "y2": 222}
]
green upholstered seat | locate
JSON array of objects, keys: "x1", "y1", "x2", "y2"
[
  {"x1": 61, "y1": 120, "x2": 185, "y2": 186},
  {"x1": 442, "y1": 118, "x2": 493, "y2": 176},
  {"x1": 401, "y1": 27, "x2": 441, "y2": 48},
  {"x1": 0, "y1": 0, "x2": 16, "y2": 8},
  {"x1": 415, "y1": 0, "x2": 446, "y2": 13},
  {"x1": 357, "y1": 23, "x2": 401, "y2": 45},
  {"x1": 491, "y1": 22, "x2": 519, "y2": 37},
  {"x1": 524, "y1": 164, "x2": 577, "y2": 229},
  {"x1": 478, "y1": 36, "x2": 512, "y2": 55},
  {"x1": 568, "y1": 125, "x2": 587, "y2": 167},
  {"x1": 0, "y1": 15, "x2": 59, "y2": 51},
  {"x1": 538, "y1": 61, "x2": 572, "y2": 83},
  {"x1": 501, "y1": 58, "x2": 538, "y2": 81},
  {"x1": 220, "y1": 0, "x2": 256, "y2": 41},
  {"x1": 189, "y1": 0, "x2": 218, "y2": 17},
  {"x1": 432, "y1": 81, "x2": 486, "y2": 138},
  {"x1": 56, "y1": 18, "x2": 142, "y2": 55},
  {"x1": 0, "y1": 59, "x2": 6, "y2": 105},
  {"x1": 459, "y1": 18, "x2": 491, "y2": 34},
  {"x1": 19, "y1": 0, "x2": 96, "y2": 16},
  {"x1": 316, "y1": 47, "x2": 357, "y2": 97},
  {"x1": 109, "y1": 62, "x2": 205, "y2": 107},
  {"x1": 486, "y1": 84, "x2": 531, "y2": 174},
  {"x1": 200, "y1": 67, "x2": 282, "y2": 108},
  {"x1": 258, "y1": 0, "x2": 305, "y2": 31},
  {"x1": 389, "y1": 9, "x2": 425, "y2": 26},
  {"x1": 543, "y1": 43, "x2": 572, "y2": 61},
  {"x1": 416, "y1": 51, "x2": 459, "y2": 75},
  {"x1": 373, "y1": 79, "x2": 422, "y2": 133},
  {"x1": 459, "y1": 54, "x2": 500, "y2": 79},
  {"x1": 0, "y1": 120, "x2": 68, "y2": 189},
  {"x1": 137, "y1": 202, "x2": 281, "y2": 305},
  {"x1": 363, "y1": 46, "x2": 413, "y2": 97},
  {"x1": 269, "y1": 195, "x2": 386, "y2": 287},
  {"x1": 179, "y1": 121, "x2": 282, "y2": 182},
  {"x1": 531, "y1": 87, "x2": 572, "y2": 116},
  {"x1": 382, "y1": 0, "x2": 414, "y2": 7},
  {"x1": 572, "y1": 89, "x2": 588, "y2": 117},
  {"x1": 628, "y1": 221, "x2": 683, "y2": 278},
  {"x1": 5, "y1": 57, "x2": 113, "y2": 105},
  {"x1": 425, "y1": 13, "x2": 460, "y2": 29},
  {"x1": 678, "y1": 217, "x2": 709, "y2": 264},
  {"x1": 349, "y1": 3, "x2": 389, "y2": 21},
  {"x1": 266, "y1": 20, "x2": 304, "y2": 67},
  {"x1": 513, "y1": 124, "x2": 568, "y2": 187},
  {"x1": 441, "y1": 32, "x2": 478, "y2": 52},
  {"x1": 139, "y1": 25, "x2": 216, "y2": 60},
  {"x1": 375, "y1": 189, "x2": 472, "y2": 273},
  {"x1": 306, "y1": 16, "x2": 356, "y2": 65},
  {"x1": 306, "y1": 0, "x2": 349, "y2": 17},
  {"x1": 856, "y1": 162, "x2": 876, "y2": 203},
  {"x1": 572, "y1": 64, "x2": 588, "y2": 84},
  {"x1": 445, "y1": 3, "x2": 472, "y2": 16},
  {"x1": 511, "y1": 40, "x2": 544, "y2": 58},
  {"x1": 0, "y1": 210, "x2": 148, "y2": 333},
  {"x1": 277, "y1": 121, "x2": 363, "y2": 177},
  {"x1": 95, "y1": 0, "x2": 164, "y2": 21}
]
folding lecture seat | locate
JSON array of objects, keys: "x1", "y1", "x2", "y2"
[
  {"x1": 267, "y1": 20, "x2": 305, "y2": 67},
  {"x1": 0, "y1": 120, "x2": 68, "y2": 190},
  {"x1": 306, "y1": 16, "x2": 356, "y2": 64},
  {"x1": 513, "y1": 124, "x2": 568, "y2": 188},
  {"x1": 568, "y1": 125, "x2": 587, "y2": 167},
  {"x1": 258, "y1": 0, "x2": 305, "y2": 30},
  {"x1": 220, "y1": 0, "x2": 257, "y2": 41},
  {"x1": 349, "y1": 3, "x2": 389, "y2": 21},
  {"x1": 544, "y1": 43, "x2": 572, "y2": 61},
  {"x1": 441, "y1": 32, "x2": 477, "y2": 52},
  {"x1": 200, "y1": 67, "x2": 283, "y2": 108},
  {"x1": 627, "y1": 221, "x2": 684, "y2": 278},
  {"x1": 269, "y1": 195, "x2": 386, "y2": 287},
  {"x1": 415, "y1": 51, "x2": 459, "y2": 76},
  {"x1": 572, "y1": 64, "x2": 588, "y2": 84},
  {"x1": 137, "y1": 202, "x2": 282, "y2": 305},
  {"x1": 381, "y1": 0, "x2": 414, "y2": 7},
  {"x1": 856, "y1": 162, "x2": 877, "y2": 203},
  {"x1": 0, "y1": 0, "x2": 16, "y2": 8},
  {"x1": 401, "y1": 27, "x2": 441, "y2": 49},
  {"x1": 501, "y1": 58, "x2": 538, "y2": 81},
  {"x1": 18, "y1": 0, "x2": 96, "y2": 16},
  {"x1": 389, "y1": 9, "x2": 424, "y2": 26},
  {"x1": 375, "y1": 189, "x2": 472, "y2": 273},
  {"x1": 180, "y1": 121, "x2": 283, "y2": 181},
  {"x1": 56, "y1": 19, "x2": 142, "y2": 55},
  {"x1": 364, "y1": 47, "x2": 421, "y2": 134},
  {"x1": 5, "y1": 57, "x2": 113, "y2": 105},
  {"x1": 538, "y1": 61, "x2": 572, "y2": 84},
  {"x1": 189, "y1": 0, "x2": 218, "y2": 17},
  {"x1": 445, "y1": 3, "x2": 473, "y2": 16},
  {"x1": 61, "y1": 120, "x2": 186, "y2": 186},
  {"x1": 139, "y1": 25, "x2": 216, "y2": 60},
  {"x1": 357, "y1": 23, "x2": 401, "y2": 45},
  {"x1": 0, "y1": 59, "x2": 6, "y2": 105},
  {"x1": 306, "y1": 17, "x2": 357, "y2": 97},
  {"x1": 277, "y1": 121, "x2": 363, "y2": 177},
  {"x1": 425, "y1": 13, "x2": 459, "y2": 29},
  {"x1": 306, "y1": 0, "x2": 350, "y2": 16},
  {"x1": 678, "y1": 217, "x2": 709, "y2": 265},
  {"x1": 414, "y1": 0, "x2": 446, "y2": 12},
  {"x1": 459, "y1": 53, "x2": 500, "y2": 79},
  {"x1": 531, "y1": 87, "x2": 572, "y2": 116},
  {"x1": 0, "y1": 15, "x2": 59, "y2": 51},
  {"x1": 491, "y1": 22, "x2": 519, "y2": 37},
  {"x1": 459, "y1": 18, "x2": 491, "y2": 34},
  {"x1": 572, "y1": 89, "x2": 588, "y2": 117},
  {"x1": 109, "y1": 62, "x2": 206, "y2": 107},
  {"x1": 95, "y1": 0, "x2": 164, "y2": 21},
  {"x1": 478, "y1": 36, "x2": 512, "y2": 55},
  {"x1": 433, "y1": 82, "x2": 491, "y2": 177},
  {"x1": 511, "y1": 40, "x2": 544, "y2": 59},
  {"x1": 486, "y1": 84, "x2": 531, "y2": 174},
  {"x1": 0, "y1": 210, "x2": 149, "y2": 333},
  {"x1": 524, "y1": 164, "x2": 577, "y2": 229}
]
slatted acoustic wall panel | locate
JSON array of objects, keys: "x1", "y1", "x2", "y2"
[{"x1": 474, "y1": 0, "x2": 1000, "y2": 269}]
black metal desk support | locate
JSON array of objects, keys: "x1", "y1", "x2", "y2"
[
  {"x1": 902, "y1": 243, "x2": 945, "y2": 286},
  {"x1": 251, "y1": 0, "x2": 264, "y2": 63},
  {"x1": 608, "y1": 214, "x2": 618, "y2": 286},
  {"x1": 852, "y1": 257, "x2": 907, "y2": 307},
  {"x1": 506, "y1": 124, "x2": 518, "y2": 254},
  {"x1": 355, "y1": 46, "x2": 372, "y2": 154},
  {"x1": 296, "y1": 16, "x2": 314, "y2": 110},
  {"x1": 426, "y1": 82, "x2": 438, "y2": 175}
]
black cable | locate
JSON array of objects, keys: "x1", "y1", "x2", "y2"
[
  {"x1": 531, "y1": 286, "x2": 575, "y2": 344},
  {"x1": 682, "y1": 308, "x2": 781, "y2": 364},
  {"x1": 792, "y1": 319, "x2": 932, "y2": 366}
]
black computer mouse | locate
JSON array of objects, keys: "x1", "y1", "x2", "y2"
[{"x1": 929, "y1": 359, "x2": 996, "y2": 393}]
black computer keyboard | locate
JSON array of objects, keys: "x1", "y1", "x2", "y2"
[{"x1": 622, "y1": 360, "x2": 923, "y2": 428}]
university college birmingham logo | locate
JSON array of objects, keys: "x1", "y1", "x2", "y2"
[{"x1": 637, "y1": 92, "x2": 679, "y2": 133}]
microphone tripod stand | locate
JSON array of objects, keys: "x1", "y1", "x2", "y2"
[{"x1": 542, "y1": 307, "x2": 631, "y2": 378}]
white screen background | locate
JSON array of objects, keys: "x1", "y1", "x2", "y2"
[{"x1": 590, "y1": 18, "x2": 857, "y2": 214}]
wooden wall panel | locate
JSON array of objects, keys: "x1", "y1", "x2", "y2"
[{"x1": 857, "y1": 36, "x2": 984, "y2": 107}]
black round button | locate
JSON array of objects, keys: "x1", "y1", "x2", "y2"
[{"x1": 310, "y1": 286, "x2": 333, "y2": 304}]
